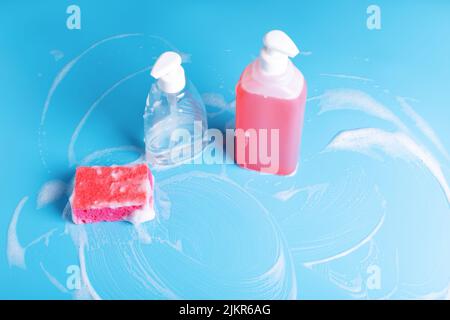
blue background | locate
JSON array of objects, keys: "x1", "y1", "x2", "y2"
[{"x1": 1, "y1": 0, "x2": 450, "y2": 299}]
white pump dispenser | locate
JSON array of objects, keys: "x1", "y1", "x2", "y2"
[
  {"x1": 240, "y1": 30, "x2": 304, "y2": 99},
  {"x1": 150, "y1": 51, "x2": 186, "y2": 94},
  {"x1": 259, "y1": 30, "x2": 300, "y2": 75}
]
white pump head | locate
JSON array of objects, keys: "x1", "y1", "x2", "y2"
[
  {"x1": 259, "y1": 30, "x2": 300, "y2": 75},
  {"x1": 151, "y1": 51, "x2": 186, "y2": 94}
]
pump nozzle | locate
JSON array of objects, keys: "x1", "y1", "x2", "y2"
[
  {"x1": 260, "y1": 30, "x2": 300, "y2": 75},
  {"x1": 151, "y1": 51, "x2": 186, "y2": 94}
]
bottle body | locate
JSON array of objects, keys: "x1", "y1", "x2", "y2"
[
  {"x1": 235, "y1": 59, "x2": 307, "y2": 175},
  {"x1": 144, "y1": 80, "x2": 207, "y2": 167}
]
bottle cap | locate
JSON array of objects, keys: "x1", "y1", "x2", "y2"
[
  {"x1": 150, "y1": 51, "x2": 186, "y2": 94},
  {"x1": 259, "y1": 30, "x2": 300, "y2": 75}
]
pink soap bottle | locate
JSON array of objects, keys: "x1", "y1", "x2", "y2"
[{"x1": 235, "y1": 30, "x2": 307, "y2": 175}]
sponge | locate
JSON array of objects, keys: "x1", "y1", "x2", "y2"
[{"x1": 70, "y1": 164, "x2": 155, "y2": 224}]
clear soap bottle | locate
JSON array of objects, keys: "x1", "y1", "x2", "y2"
[{"x1": 144, "y1": 51, "x2": 207, "y2": 167}]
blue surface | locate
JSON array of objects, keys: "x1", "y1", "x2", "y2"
[{"x1": 1, "y1": 0, "x2": 450, "y2": 299}]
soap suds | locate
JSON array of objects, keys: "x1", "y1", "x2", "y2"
[
  {"x1": 320, "y1": 73, "x2": 374, "y2": 82},
  {"x1": 78, "y1": 236, "x2": 101, "y2": 300},
  {"x1": 317, "y1": 89, "x2": 408, "y2": 132},
  {"x1": 26, "y1": 228, "x2": 57, "y2": 249},
  {"x1": 37, "y1": 180, "x2": 67, "y2": 209},
  {"x1": 7, "y1": 196, "x2": 57, "y2": 270},
  {"x1": 274, "y1": 183, "x2": 328, "y2": 202},
  {"x1": 64, "y1": 221, "x2": 87, "y2": 249},
  {"x1": 154, "y1": 171, "x2": 297, "y2": 299},
  {"x1": 154, "y1": 187, "x2": 172, "y2": 220},
  {"x1": 49, "y1": 49, "x2": 64, "y2": 61},
  {"x1": 7, "y1": 197, "x2": 28, "y2": 269},
  {"x1": 326, "y1": 128, "x2": 450, "y2": 205},
  {"x1": 242, "y1": 245, "x2": 297, "y2": 299},
  {"x1": 135, "y1": 224, "x2": 153, "y2": 244},
  {"x1": 419, "y1": 283, "x2": 450, "y2": 300},
  {"x1": 127, "y1": 242, "x2": 180, "y2": 299},
  {"x1": 397, "y1": 96, "x2": 450, "y2": 160},
  {"x1": 124, "y1": 177, "x2": 156, "y2": 225},
  {"x1": 135, "y1": 224, "x2": 183, "y2": 250},
  {"x1": 302, "y1": 213, "x2": 386, "y2": 267},
  {"x1": 274, "y1": 186, "x2": 302, "y2": 202},
  {"x1": 62, "y1": 201, "x2": 72, "y2": 220},
  {"x1": 40, "y1": 262, "x2": 69, "y2": 293}
]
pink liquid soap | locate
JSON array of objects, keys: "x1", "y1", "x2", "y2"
[
  {"x1": 235, "y1": 82, "x2": 307, "y2": 175},
  {"x1": 234, "y1": 30, "x2": 307, "y2": 175}
]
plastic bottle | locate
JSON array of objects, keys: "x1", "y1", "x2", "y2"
[
  {"x1": 235, "y1": 30, "x2": 307, "y2": 175},
  {"x1": 144, "y1": 51, "x2": 207, "y2": 167}
]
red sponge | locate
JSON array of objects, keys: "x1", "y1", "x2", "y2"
[{"x1": 70, "y1": 164, "x2": 155, "y2": 224}]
